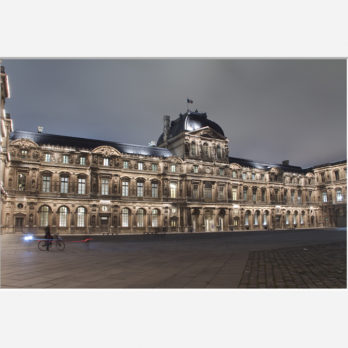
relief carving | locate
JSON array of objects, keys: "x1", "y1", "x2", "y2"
[{"x1": 92, "y1": 146, "x2": 120, "y2": 157}]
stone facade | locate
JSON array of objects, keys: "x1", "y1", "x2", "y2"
[{"x1": 0, "y1": 66, "x2": 346, "y2": 235}]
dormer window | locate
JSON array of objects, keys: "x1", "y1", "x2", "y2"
[
  {"x1": 62, "y1": 155, "x2": 69, "y2": 164},
  {"x1": 123, "y1": 160, "x2": 129, "y2": 169},
  {"x1": 21, "y1": 150, "x2": 28, "y2": 158},
  {"x1": 80, "y1": 156, "x2": 86, "y2": 165},
  {"x1": 138, "y1": 162, "x2": 143, "y2": 170},
  {"x1": 170, "y1": 164, "x2": 176, "y2": 173},
  {"x1": 232, "y1": 170, "x2": 237, "y2": 178},
  {"x1": 152, "y1": 163, "x2": 158, "y2": 171},
  {"x1": 103, "y1": 158, "x2": 109, "y2": 166},
  {"x1": 44, "y1": 153, "x2": 51, "y2": 162}
]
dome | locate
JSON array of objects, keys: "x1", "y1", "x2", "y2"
[{"x1": 157, "y1": 111, "x2": 225, "y2": 146}]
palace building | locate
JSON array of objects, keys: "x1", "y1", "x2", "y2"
[{"x1": 0, "y1": 65, "x2": 346, "y2": 234}]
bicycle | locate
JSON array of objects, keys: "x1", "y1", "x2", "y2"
[{"x1": 38, "y1": 233, "x2": 65, "y2": 251}]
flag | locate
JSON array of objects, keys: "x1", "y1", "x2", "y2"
[{"x1": 187, "y1": 98, "x2": 193, "y2": 104}]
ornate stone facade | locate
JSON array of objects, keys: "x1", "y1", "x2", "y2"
[{"x1": 0, "y1": 67, "x2": 346, "y2": 235}]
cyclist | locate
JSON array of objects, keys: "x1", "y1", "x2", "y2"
[{"x1": 44, "y1": 226, "x2": 52, "y2": 251}]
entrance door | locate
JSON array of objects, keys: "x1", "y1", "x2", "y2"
[
  {"x1": 218, "y1": 216, "x2": 224, "y2": 231},
  {"x1": 204, "y1": 215, "x2": 214, "y2": 232},
  {"x1": 100, "y1": 216, "x2": 109, "y2": 233},
  {"x1": 15, "y1": 217, "x2": 24, "y2": 232}
]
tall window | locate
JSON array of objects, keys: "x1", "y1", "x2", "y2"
[
  {"x1": 122, "y1": 181, "x2": 129, "y2": 196},
  {"x1": 297, "y1": 190, "x2": 302, "y2": 203},
  {"x1": 242, "y1": 172, "x2": 246, "y2": 180},
  {"x1": 252, "y1": 188, "x2": 257, "y2": 202},
  {"x1": 244, "y1": 212, "x2": 250, "y2": 226},
  {"x1": 336, "y1": 189, "x2": 343, "y2": 202},
  {"x1": 62, "y1": 155, "x2": 69, "y2": 164},
  {"x1": 101, "y1": 179, "x2": 109, "y2": 195},
  {"x1": 123, "y1": 161, "x2": 129, "y2": 169},
  {"x1": 121, "y1": 208, "x2": 129, "y2": 227},
  {"x1": 191, "y1": 142, "x2": 197, "y2": 156},
  {"x1": 219, "y1": 168, "x2": 224, "y2": 176},
  {"x1": 263, "y1": 213, "x2": 267, "y2": 226},
  {"x1": 137, "y1": 209, "x2": 145, "y2": 227},
  {"x1": 103, "y1": 158, "x2": 109, "y2": 166},
  {"x1": 286, "y1": 212, "x2": 290, "y2": 225},
  {"x1": 21, "y1": 150, "x2": 28, "y2": 158},
  {"x1": 261, "y1": 174, "x2": 264, "y2": 181},
  {"x1": 170, "y1": 164, "x2": 176, "y2": 173},
  {"x1": 137, "y1": 181, "x2": 144, "y2": 197},
  {"x1": 243, "y1": 187, "x2": 248, "y2": 200},
  {"x1": 293, "y1": 213, "x2": 297, "y2": 225},
  {"x1": 60, "y1": 176, "x2": 69, "y2": 193},
  {"x1": 170, "y1": 182, "x2": 177, "y2": 198},
  {"x1": 204, "y1": 182, "x2": 212, "y2": 199},
  {"x1": 18, "y1": 173, "x2": 26, "y2": 191},
  {"x1": 192, "y1": 184, "x2": 199, "y2": 199},
  {"x1": 78, "y1": 178, "x2": 86, "y2": 194},
  {"x1": 44, "y1": 153, "x2": 51, "y2": 162},
  {"x1": 232, "y1": 170, "x2": 237, "y2": 178},
  {"x1": 216, "y1": 145, "x2": 222, "y2": 159},
  {"x1": 42, "y1": 175, "x2": 51, "y2": 193},
  {"x1": 59, "y1": 206, "x2": 68, "y2": 227},
  {"x1": 80, "y1": 156, "x2": 86, "y2": 165},
  {"x1": 251, "y1": 173, "x2": 255, "y2": 180},
  {"x1": 77, "y1": 207, "x2": 85, "y2": 227},
  {"x1": 300, "y1": 213, "x2": 304, "y2": 225},
  {"x1": 322, "y1": 191, "x2": 328, "y2": 202},
  {"x1": 261, "y1": 189, "x2": 266, "y2": 202},
  {"x1": 152, "y1": 209, "x2": 159, "y2": 227},
  {"x1": 218, "y1": 185, "x2": 224, "y2": 200},
  {"x1": 291, "y1": 190, "x2": 295, "y2": 203},
  {"x1": 232, "y1": 187, "x2": 238, "y2": 201},
  {"x1": 152, "y1": 182, "x2": 158, "y2": 198},
  {"x1": 40, "y1": 206, "x2": 49, "y2": 227},
  {"x1": 138, "y1": 162, "x2": 143, "y2": 170},
  {"x1": 193, "y1": 165, "x2": 198, "y2": 173},
  {"x1": 254, "y1": 212, "x2": 259, "y2": 225},
  {"x1": 203, "y1": 143, "x2": 209, "y2": 157},
  {"x1": 152, "y1": 163, "x2": 158, "y2": 171}
]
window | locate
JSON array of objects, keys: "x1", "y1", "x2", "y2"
[
  {"x1": 252, "y1": 188, "x2": 257, "y2": 202},
  {"x1": 77, "y1": 207, "x2": 85, "y2": 227},
  {"x1": 320, "y1": 172, "x2": 325, "y2": 183},
  {"x1": 59, "y1": 206, "x2": 68, "y2": 227},
  {"x1": 203, "y1": 143, "x2": 209, "y2": 157},
  {"x1": 243, "y1": 187, "x2": 248, "y2": 200},
  {"x1": 137, "y1": 209, "x2": 145, "y2": 227},
  {"x1": 122, "y1": 181, "x2": 129, "y2": 196},
  {"x1": 261, "y1": 174, "x2": 264, "y2": 181},
  {"x1": 101, "y1": 179, "x2": 109, "y2": 195},
  {"x1": 170, "y1": 164, "x2": 176, "y2": 173},
  {"x1": 103, "y1": 158, "x2": 109, "y2": 166},
  {"x1": 152, "y1": 182, "x2": 158, "y2": 198},
  {"x1": 137, "y1": 181, "x2": 144, "y2": 197},
  {"x1": 40, "y1": 206, "x2": 49, "y2": 226},
  {"x1": 293, "y1": 213, "x2": 297, "y2": 225},
  {"x1": 80, "y1": 156, "x2": 86, "y2": 165},
  {"x1": 334, "y1": 171, "x2": 340, "y2": 181},
  {"x1": 218, "y1": 185, "x2": 224, "y2": 200},
  {"x1": 322, "y1": 191, "x2": 327, "y2": 202},
  {"x1": 204, "y1": 182, "x2": 212, "y2": 199},
  {"x1": 263, "y1": 213, "x2": 267, "y2": 226},
  {"x1": 18, "y1": 173, "x2": 26, "y2": 191},
  {"x1": 242, "y1": 172, "x2": 246, "y2": 180},
  {"x1": 297, "y1": 190, "x2": 302, "y2": 203},
  {"x1": 254, "y1": 212, "x2": 259, "y2": 225},
  {"x1": 123, "y1": 161, "x2": 129, "y2": 169},
  {"x1": 62, "y1": 155, "x2": 69, "y2": 164},
  {"x1": 261, "y1": 189, "x2": 266, "y2": 202},
  {"x1": 138, "y1": 162, "x2": 143, "y2": 170},
  {"x1": 42, "y1": 175, "x2": 51, "y2": 193},
  {"x1": 286, "y1": 212, "x2": 290, "y2": 225},
  {"x1": 232, "y1": 170, "x2": 237, "y2": 178},
  {"x1": 121, "y1": 208, "x2": 129, "y2": 227},
  {"x1": 193, "y1": 165, "x2": 198, "y2": 173},
  {"x1": 192, "y1": 184, "x2": 199, "y2": 199},
  {"x1": 233, "y1": 217, "x2": 239, "y2": 226},
  {"x1": 21, "y1": 150, "x2": 28, "y2": 158},
  {"x1": 78, "y1": 178, "x2": 86, "y2": 194},
  {"x1": 244, "y1": 212, "x2": 250, "y2": 226},
  {"x1": 219, "y1": 168, "x2": 224, "y2": 176},
  {"x1": 170, "y1": 182, "x2": 177, "y2": 198},
  {"x1": 44, "y1": 153, "x2": 51, "y2": 162},
  {"x1": 152, "y1": 209, "x2": 159, "y2": 227},
  {"x1": 152, "y1": 163, "x2": 158, "y2": 171},
  {"x1": 291, "y1": 190, "x2": 295, "y2": 203},
  {"x1": 300, "y1": 213, "x2": 304, "y2": 225},
  {"x1": 252, "y1": 173, "x2": 255, "y2": 180},
  {"x1": 217, "y1": 145, "x2": 222, "y2": 159},
  {"x1": 336, "y1": 189, "x2": 343, "y2": 202},
  {"x1": 232, "y1": 187, "x2": 238, "y2": 201},
  {"x1": 60, "y1": 176, "x2": 69, "y2": 193},
  {"x1": 191, "y1": 142, "x2": 197, "y2": 156}
]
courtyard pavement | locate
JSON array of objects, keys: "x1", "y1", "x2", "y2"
[{"x1": 0, "y1": 228, "x2": 346, "y2": 288}]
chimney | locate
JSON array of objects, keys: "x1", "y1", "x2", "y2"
[
  {"x1": 282, "y1": 160, "x2": 289, "y2": 166},
  {"x1": 163, "y1": 115, "x2": 170, "y2": 144},
  {"x1": 37, "y1": 126, "x2": 44, "y2": 133}
]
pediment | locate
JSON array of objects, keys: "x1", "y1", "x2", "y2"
[
  {"x1": 10, "y1": 138, "x2": 39, "y2": 149},
  {"x1": 188, "y1": 126, "x2": 226, "y2": 140},
  {"x1": 92, "y1": 145, "x2": 121, "y2": 157},
  {"x1": 230, "y1": 163, "x2": 242, "y2": 169}
]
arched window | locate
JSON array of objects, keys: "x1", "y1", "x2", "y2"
[
  {"x1": 254, "y1": 211, "x2": 260, "y2": 225},
  {"x1": 293, "y1": 211, "x2": 298, "y2": 225},
  {"x1": 244, "y1": 211, "x2": 250, "y2": 226},
  {"x1": 77, "y1": 207, "x2": 86, "y2": 227},
  {"x1": 152, "y1": 209, "x2": 159, "y2": 227},
  {"x1": 336, "y1": 189, "x2": 343, "y2": 202},
  {"x1": 122, "y1": 208, "x2": 129, "y2": 227},
  {"x1": 300, "y1": 211, "x2": 305, "y2": 225},
  {"x1": 137, "y1": 209, "x2": 145, "y2": 227},
  {"x1": 263, "y1": 211, "x2": 268, "y2": 226},
  {"x1": 286, "y1": 211, "x2": 290, "y2": 225},
  {"x1": 39, "y1": 206, "x2": 50, "y2": 227},
  {"x1": 191, "y1": 142, "x2": 197, "y2": 156},
  {"x1": 59, "y1": 206, "x2": 68, "y2": 227}
]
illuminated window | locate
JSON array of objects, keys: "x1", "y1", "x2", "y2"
[
  {"x1": 336, "y1": 189, "x2": 343, "y2": 202},
  {"x1": 121, "y1": 208, "x2": 129, "y2": 227},
  {"x1": 286, "y1": 212, "x2": 290, "y2": 225},
  {"x1": 233, "y1": 217, "x2": 239, "y2": 226},
  {"x1": 44, "y1": 153, "x2": 51, "y2": 162},
  {"x1": 263, "y1": 213, "x2": 267, "y2": 226},
  {"x1": 297, "y1": 190, "x2": 301, "y2": 203},
  {"x1": 59, "y1": 206, "x2": 68, "y2": 227},
  {"x1": 18, "y1": 173, "x2": 26, "y2": 191},
  {"x1": 252, "y1": 173, "x2": 255, "y2": 180},
  {"x1": 101, "y1": 179, "x2": 109, "y2": 195},
  {"x1": 193, "y1": 165, "x2": 198, "y2": 173},
  {"x1": 138, "y1": 162, "x2": 143, "y2": 170},
  {"x1": 244, "y1": 212, "x2": 250, "y2": 226},
  {"x1": 21, "y1": 150, "x2": 28, "y2": 158},
  {"x1": 60, "y1": 176, "x2": 69, "y2": 193},
  {"x1": 152, "y1": 182, "x2": 158, "y2": 198},
  {"x1": 40, "y1": 206, "x2": 49, "y2": 227},
  {"x1": 122, "y1": 181, "x2": 129, "y2": 196},
  {"x1": 152, "y1": 163, "x2": 158, "y2": 171},
  {"x1": 291, "y1": 190, "x2": 295, "y2": 203},
  {"x1": 152, "y1": 209, "x2": 159, "y2": 227},
  {"x1": 103, "y1": 158, "x2": 109, "y2": 166},
  {"x1": 78, "y1": 178, "x2": 86, "y2": 194},
  {"x1": 170, "y1": 164, "x2": 176, "y2": 173},
  {"x1": 232, "y1": 187, "x2": 238, "y2": 201},
  {"x1": 300, "y1": 213, "x2": 304, "y2": 225},
  {"x1": 170, "y1": 182, "x2": 177, "y2": 198},
  {"x1": 62, "y1": 155, "x2": 69, "y2": 164},
  {"x1": 137, "y1": 209, "x2": 145, "y2": 227},
  {"x1": 322, "y1": 192, "x2": 327, "y2": 202},
  {"x1": 77, "y1": 207, "x2": 85, "y2": 227},
  {"x1": 232, "y1": 170, "x2": 237, "y2": 178},
  {"x1": 80, "y1": 156, "x2": 86, "y2": 165},
  {"x1": 123, "y1": 161, "x2": 129, "y2": 169},
  {"x1": 137, "y1": 181, "x2": 144, "y2": 197},
  {"x1": 42, "y1": 175, "x2": 51, "y2": 193},
  {"x1": 254, "y1": 212, "x2": 259, "y2": 225}
]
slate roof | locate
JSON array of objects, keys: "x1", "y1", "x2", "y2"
[
  {"x1": 10, "y1": 130, "x2": 173, "y2": 158},
  {"x1": 157, "y1": 111, "x2": 225, "y2": 145}
]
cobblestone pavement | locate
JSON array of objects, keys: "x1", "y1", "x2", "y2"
[
  {"x1": 1, "y1": 228, "x2": 346, "y2": 288},
  {"x1": 238, "y1": 242, "x2": 347, "y2": 288}
]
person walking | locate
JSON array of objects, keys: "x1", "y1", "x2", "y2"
[{"x1": 44, "y1": 226, "x2": 52, "y2": 251}]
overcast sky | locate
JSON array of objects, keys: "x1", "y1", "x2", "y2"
[{"x1": 2, "y1": 59, "x2": 346, "y2": 168}]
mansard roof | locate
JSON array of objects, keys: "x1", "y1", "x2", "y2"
[
  {"x1": 157, "y1": 111, "x2": 225, "y2": 145},
  {"x1": 10, "y1": 130, "x2": 173, "y2": 158}
]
